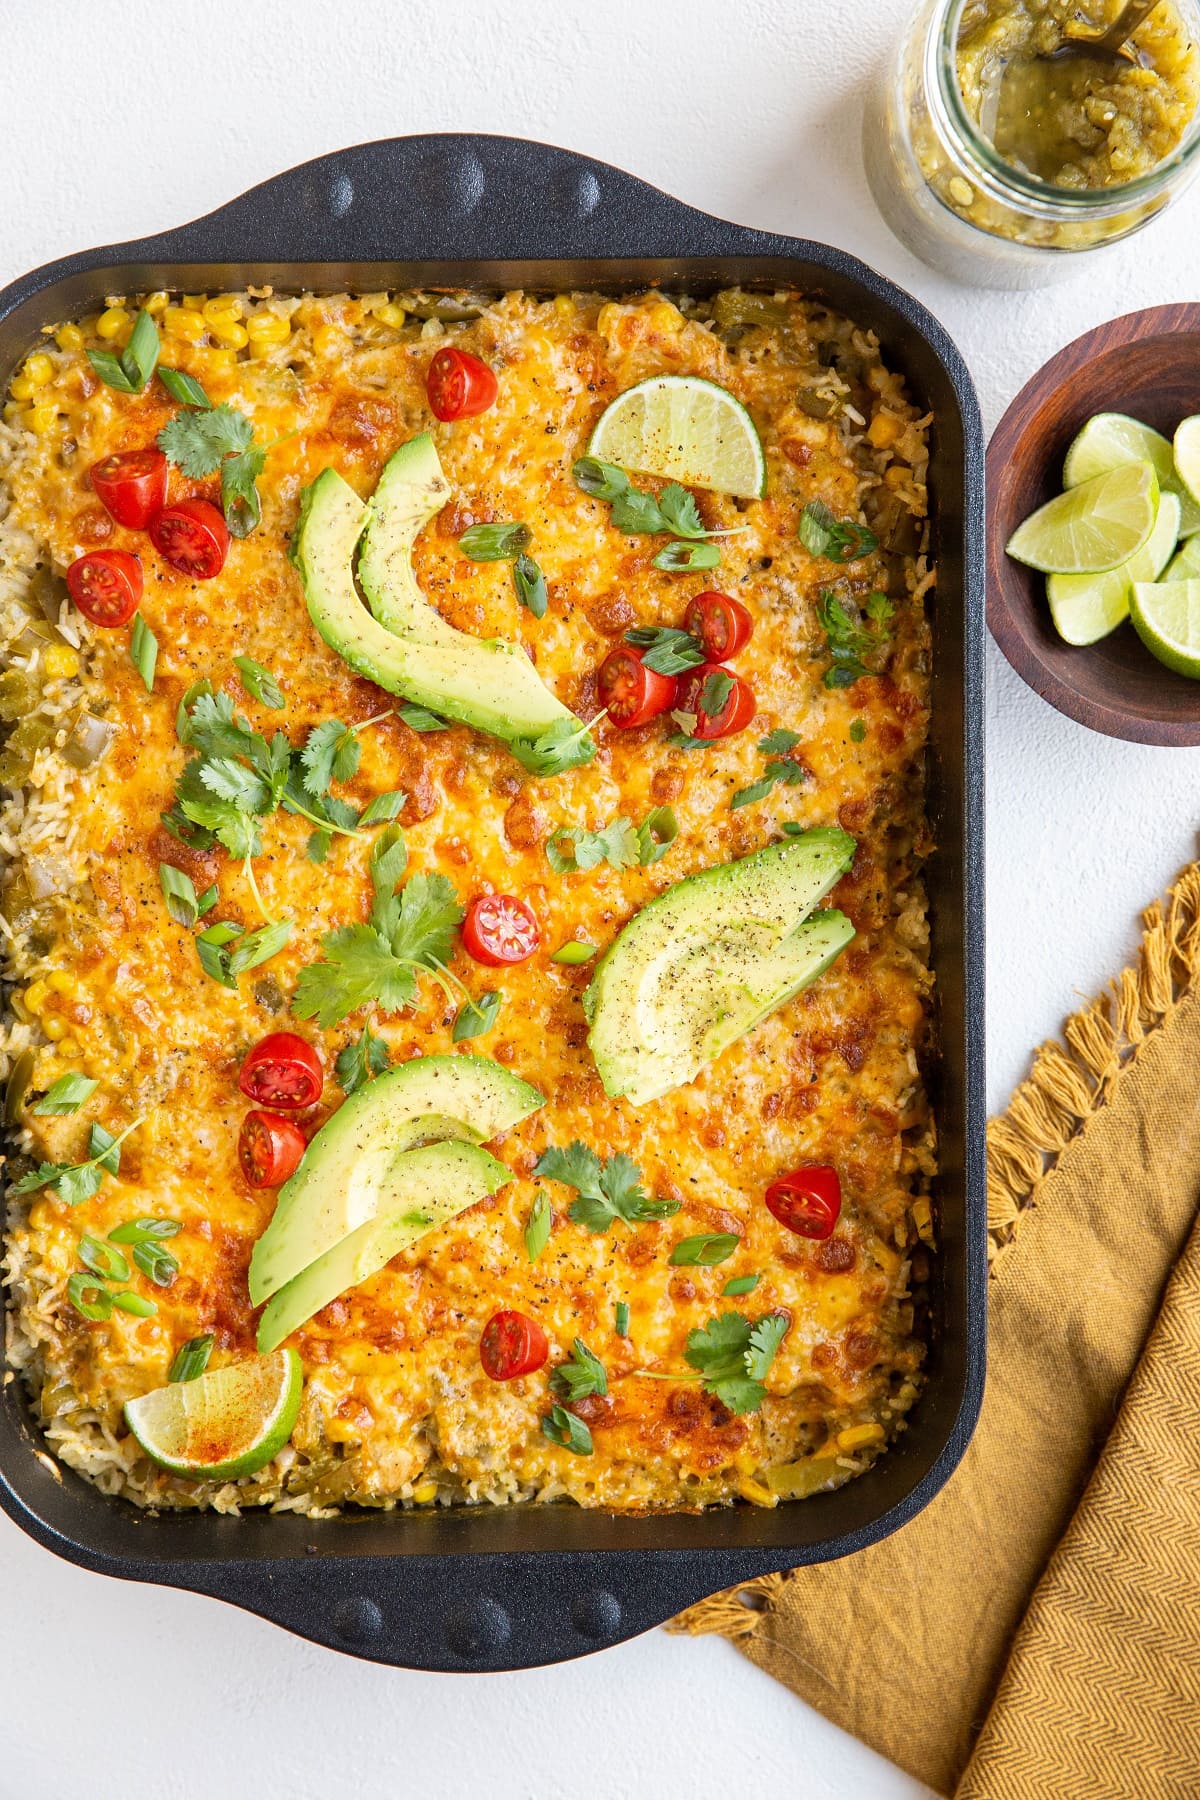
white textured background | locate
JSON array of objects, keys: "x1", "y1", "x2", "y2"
[{"x1": 2, "y1": 2, "x2": 1197, "y2": 1795}]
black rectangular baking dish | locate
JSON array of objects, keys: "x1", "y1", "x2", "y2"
[{"x1": 0, "y1": 134, "x2": 986, "y2": 1672}]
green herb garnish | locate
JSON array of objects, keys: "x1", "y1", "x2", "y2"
[
  {"x1": 541, "y1": 1404, "x2": 593, "y2": 1456},
  {"x1": 169, "y1": 1334, "x2": 214, "y2": 1383},
  {"x1": 130, "y1": 613, "x2": 157, "y2": 692},
  {"x1": 452, "y1": 990, "x2": 501, "y2": 1042},
  {"x1": 158, "y1": 862, "x2": 218, "y2": 928},
  {"x1": 32, "y1": 1074, "x2": 98, "y2": 1117},
  {"x1": 196, "y1": 920, "x2": 243, "y2": 988},
  {"x1": 67, "y1": 1273, "x2": 116, "y2": 1322},
  {"x1": 615, "y1": 1301, "x2": 630, "y2": 1337},
  {"x1": 158, "y1": 403, "x2": 268, "y2": 539},
  {"x1": 398, "y1": 705, "x2": 449, "y2": 732},
  {"x1": 131, "y1": 1238, "x2": 179, "y2": 1288},
  {"x1": 334, "y1": 1022, "x2": 392, "y2": 1094},
  {"x1": 525, "y1": 1191, "x2": 552, "y2": 1262},
  {"x1": 730, "y1": 728, "x2": 809, "y2": 810},
  {"x1": 79, "y1": 1234, "x2": 130, "y2": 1282},
  {"x1": 358, "y1": 790, "x2": 406, "y2": 827},
  {"x1": 87, "y1": 309, "x2": 160, "y2": 395},
  {"x1": 458, "y1": 523, "x2": 531, "y2": 560},
  {"x1": 799, "y1": 501, "x2": 878, "y2": 564},
  {"x1": 816, "y1": 589, "x2": 893, "y2": 689},
  {"x1": 11, "y1": 1116, "x2": 144, "y2": 1208},
  {"x1": 225, "y1": 920, "x2": 293, "y2": 980},
  {"x1": 107, "y1": 1217, "x2": 181, "y2": 1245},
  {"x1": 572, "y1": 458, "x2": 726, "y2": 569},
  {"x1": 684, "y1": 1310, "x2": 788, "y2": 1414},
  {"x1": 234, "y1": 656, "x2": 285, "y2": 709},
  {"x1": 550, "y1": 940, "x2": 597, "y2": 966},
  {"x1": 551, "y1": 1338, "x2": 608, "y2": 1403},
  {"x1": 849, "y1": 719, "x2": 867, "y2": 743},
  {"x1": 698, "y1": 670, "x2": 733, "y2": 718},
  {"x1": 508, "y1": 713, "x2": 598, "y2": 777},
  {"x1": 669, "y1": 1232, "x2": 740, "y2": 1267},
  {"x1": 113, "y1": 1291, "x2": 158, "y2": 1318},
  {"x1": 533, "y1": 1141, "x2": 680, "y2": 1235},
  {"x1": 546, "y1": 805, "x2": 678, "y2": 874},
  {"x1": 157, "y1": 368, "x2": 211, "y2": 408},
  {"x1": 722, "y1": 1273, "x2": 760, "y2": 1297},
  {"x1": 652, "y1": 541, "x2": 721, "y2": 573},
  {"x1": 623, "y1": 625, "x2": 706, "y2": 676},
  {"x1": 513, "y1": 552, "x2": 548, "y2": 619}
]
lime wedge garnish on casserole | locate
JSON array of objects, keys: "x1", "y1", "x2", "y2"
[
  {"x1": 588, "y1": 374, "x2": 767, "y2": 498},
  {"x1": 1005, "y1": 461, "x2": 1159, "y2": 574},
  {"x1": 123, "y1": 1349, "x2": 302, "y2": 1480}
]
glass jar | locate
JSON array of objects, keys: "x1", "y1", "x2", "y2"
[{"x1": 864, "y1": 0, "x2": 1200, "y2": 287}]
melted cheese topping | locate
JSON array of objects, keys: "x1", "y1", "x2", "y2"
[{"x1": 3, "y1": 289, "x2": 934, "y2": 1512}]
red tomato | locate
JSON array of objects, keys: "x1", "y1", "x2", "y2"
[
  {"x1": 684, "y1": 590, "x2": 754, "y2": 661},
  {"x1": 238, "y1": 1110, "x2": 307, "y2": 1188},
  {"x1": 480, "y1": 1309, "x2": 549, "y2": 1380},
  {"x1": 765, "y1": 1167, "x2": 843, "y2": 1240},
  {"x1": 675, "y1": 662, "x2": 757, "y2": 739},
  {"x1": 426, "y1": 346, "x2": 499, "y2": 421},
  {"x1": 597, "y1": 646, "x2": 677, "y2": 729},
  {"x1": 90, "y1": 449, "x2": 168, "y2": 530},
  {"x1": 462, "y1": 893, "x2": 540, "y2": 966},
  {"x1": 238, "y1": 1033, "x2": 323, "y2": 1110},
  {"x1": 65, "y1": 550, "x2": 142, "y2": 627},
  {"x1": 149, "y1": 497, "x2": 230, "y2": 579}
]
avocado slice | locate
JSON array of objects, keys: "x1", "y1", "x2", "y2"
[
  {"x1": 247, "y1": 1054, "x2": 542, "y2": 1307},
  {"x1": 583, "y1": 828, "x2": 857, "y2": 1105},
  {"x1": 292, "y1": 442, "x2": 595, "y2": 772},
  {"x1": 256, "y1": 1138, "x2": 511, "y2": 1353}
]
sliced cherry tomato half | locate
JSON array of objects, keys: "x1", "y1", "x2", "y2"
[
  {"x1": 765, "y1": 1166, "x2": 843, "y2": 1241},
  {"x1": 89, "y1": 448, "x2": 168, "y2": 530},
  {"x1": 675, "y1": 661, "x2": 757, "y2": 739},
  {"x1": 597, "y1": 645, "x2": 678, "y2": 729},
  {"x1": 238, "y1": 1109, "x2": 307, "y2": 1188},
  {"x1": 480, "y1": 1309, "x2": 549, "y2": 1380},
  {"x1": 684, "y1": 590, "x2": 754, "y2": 662},
  {"x1": 65, "y1": 549, "x2": 143, "y2": 627},
  {"x1": 462, "y1": 893, "x2": 540, "y2": 966},
  {"x1": 149, "y1": 497, "x2": 230, "y2": 579},
  {"x1": 426, "y1": 346, "x2": 499, "y2": 422},
  {"x1": 238, "y1": 1032, "x2": 323, "y2": 1110}
]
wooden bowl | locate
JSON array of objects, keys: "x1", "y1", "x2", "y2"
[{"x1": 987, "y1": 303, "x2": 1200, "y2": 745}]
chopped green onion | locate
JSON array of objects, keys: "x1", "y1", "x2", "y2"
[
  {"x1": 398, "y1": 705, "x2": 449, "y2": 732},
  {"x1": 197, "y1": 883, "x2": 219, "y2": 916},
  {"x1": 132, "y1": 1240, "x2": 179, "y2": 1288},
  {"x1": 130, "y1": 613, "x2": 158, "y2": 692},
  {"x1": 359, "y1": 789, "x2": 406, "y2": 826},
  {"x1": 541, "y1": 1403, "x2": 593, "y2": 1456},
  {"x1": 112, "y1": 1291, "x2": 158, "y2": 1318},
  {"x1": 233, "y1": 655, "x2": 284, "y2": 709},
  {"x1": 86, "y1": 349, "x2": 139, "y2": 394},
  {"x1": 32, "y1": 1073, "x2": 98, "y2": 1117},
  {"x1": 160, "y1": 861, "x2": 201, "y2": 927},
  {"x1": 226, "y1": 919, "x2": 293, "y2": 979},
  {"x1": 636, "y1": 805, "x2": 679, "y2": 866},
  {"x1": 525, "y1": 1191, "x2": 551, "y2": 1262},
  {"x1": 169, "y1": 1333, "x2": 214, "y2": 1383},
  {"x1": 196, "y1": 919, "x2": 243, "y2": 988},
  {"x1": 669, "y1": 1232, "x2": 740, "y2": 1267},
  {"x1": 550, "y1": 940, "x2": 598, "y2": 966},
  {"x1": 652, "y1": 541, "x2": 720, "y2": 573},
  {"x1": 513, "y1": 553, "x2": 548, "y2": 619},
  {"x1": 452, "y1": 991, "x2": 501, "y2": 1042},
  {"x1": 572, "y1": 457, "x2": 629, "y2": 502},
  {"x1": 722, "y1": 1273, "x2": 761, "y2": 1297},
  {"x1": 108, "y1": 1217, "x2": 181, "y2": 1245},
  {"x1": 67, "y1": 1272, "x2": 114, "y2": 1321},
  {"x1": 615, "y1": 1301, "x2": 630, "y2": 1337},
  {"x1": 158, "y1": 367, "x2": 211, "y2": 408},
  {"x1": 78, "y1": 1234, "x2": 131, "y2": 1282},
  {"x1": 849, "y1": 719, "x2": 867, "y2": 743},
  {"x1": 458, "y1": 522, "x2": 530, "y2": 560},
  {"x1": 121, "y1": 310, "x2": 161, "y2": 391}
]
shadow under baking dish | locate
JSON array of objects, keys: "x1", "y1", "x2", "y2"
[{"x1": 0, "y1": 133, "x2": 987, "y2": 1672}]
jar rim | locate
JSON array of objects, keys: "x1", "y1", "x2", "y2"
[{"x1": 931, "y1": 0, "x2": 1200, "y2": 217}]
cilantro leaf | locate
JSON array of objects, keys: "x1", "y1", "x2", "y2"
[
  {"x1": 623, "y1": 625, "x2": 706, "y2": 677},
  {"x1": 609, "y1": 485, "x2": 670, "y2": 534},
  {"x1": 221, "y1": 447, "x2": 265, "y2": 538},
  {"x1": 293, "y1": 925, "x2": 418, "y2": 1027},
  {"x1": 388, "y1": 872, "x2": 463, "y2": 969},
  {"x1": 533, "y1": 1141, "x2": 679, "y2": 1234},
  {"x1": 816, "y1": 588, "x2": 893, "y2": 689},
  {"x1": 656, "y1": 484, "x2": 707, "y2": 539},
  {"x1": 684, "y1": 1309, "x2": 787, "y2": 1414},
  {"x1": 699, "y1": 670, "x2": 734, "y2": 718},
  {"x1": 546, "y1": 817, "x2": 640, "y2": 875},
  {"x1": 509, "y1": 715, "x2": 597, "y2": 777},
  {"x1": 746, "y1": 1312, "x2": 789, "y2": 1379},
  {"x1": 730, "y1": 758, "x2": 809, "y2": 811},
  {"x1": 334, "y1": 1023, "x2": 392, "y2": 1094},
  {"x1": 758, "y1": 728, "x2": 801, "y2": 755},
  {"x1": 301, "y1": 719, "x2": 360, "y2": 796},
  {"x1": 798, "y1": 501, "x2": 879, "y2": 563},
  {"x1": 158, "y1": 403, "x2": 254, "y2": 478},
  {"x1": 11, "y1": 1116, "x2": 139, "y2": 1206},
  {"x1": 551, "y1": 1338, "x2": 608, "y2": 1402}
]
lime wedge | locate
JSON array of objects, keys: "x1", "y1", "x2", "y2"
[
  {"x1": 1006, "y1": 462, "x2": 1159, "y2": 574},
  {"x1": 588, "y1": 375, "x2": 766, "y2": 498},
  {"x1": 124, "y1": 1349, "x2": 302, "y2": 1480},
  {"x1": 1047, "y1": 491, "x2": 1180, "y2": 644},
  {"x1": 1173, "y1": 416, "x2": 1200, "y2": 507},
  {"x1": 1130, "y1": 579, "x2": 1200, "y2": 679},
  {"x1": 1063, "y1": 410, "x2": 1200, "y2": 537},
  {"x1": 1165, "y1": 533, "x2": 1200, "y2": 580}
]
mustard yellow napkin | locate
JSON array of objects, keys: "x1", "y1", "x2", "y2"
[{"x1": 675, "y1": 866, "x2": 1200, "y2": 1800}]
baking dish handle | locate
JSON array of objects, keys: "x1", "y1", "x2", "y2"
[{"x1": 141, "y1": 135, "x2": 752, "y2": 265}]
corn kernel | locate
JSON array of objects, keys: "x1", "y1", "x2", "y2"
[
  {"x1": 23, "y1": 978, "x2": 49, "y2": 1013},
  {"x1": 23, "y1": 353, "x2": 54, "y2": 388},
  {"x1": 313, "y1": 324, "x2": 345, "y2": 359},
  {"x1": 95, "y1": 306, "x2": 129, "y2": 341},
  {"x1": 55, "y1": 323, "x2": 85, "y2": 352},
  {"x1": 884, "y1": 464, "x2": 911, "y2": 490},
  {"x1": 201, "y1": 348, "x2": 237, "y2": 373},
  {"x1": 43, "y1": 1016, "x2": 67, "y2": 1041},
  {"x1": 57, "y1": 1039, "x2": 80, "y2": 1058},
  {"x1": 203, "y1": 295, "x2": 243, "y2": 324},
  {"x1": 183, "y1": 294, "x2": 207, "y2": 310},
  {"x1": 43, "y1": 644, "x2": 80, "y2": 681},
  {"x1": 375, "y1": 302, "x2": 406, "y2": 329},
  {"x1": 649, "y1": 300, "x2": 683, "y2": 334},
  {"x1": 246, "y1": 311, "x2": 291, "y2": 345},
  {"x1": 9, "y1": 375, "x2": 36, "y2": 401},
  {"x1": 836, "y1": 1422, "x2": 886, "y2": 1453},
  {"x1": 868, "y1": 411, "x2": 904, "y2": 451},
  {"x1": 208, "y1": 318, "x2": 248, "y2": 350},
  {"x1": 28, "y1": 404, "x2": 59, "y2": 435},
  {"x1": 143, "y1": 290, "x2": 170, "y2": 315},
  {"x1": 411, "y1": 1480, "x2": 438, "y2": 1504},
  {"x1": 163, "y1": 307, "x2": 207, "y2": 343},
  {"x1": 597, "y1": 302, "x2": 622, "y2": 336}
]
